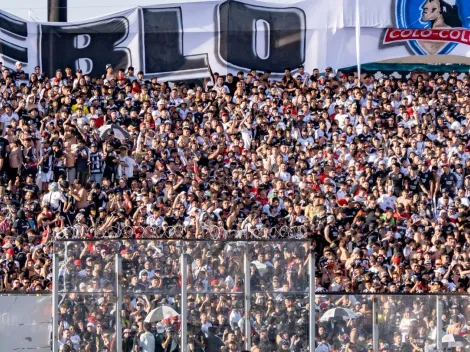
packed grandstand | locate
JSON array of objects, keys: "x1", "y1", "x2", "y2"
[{"x1": 1, "y1": 61, "x2": 470, "y2": 351}]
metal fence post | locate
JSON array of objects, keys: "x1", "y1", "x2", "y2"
[
  {"x1": 52, "y1": 253, "x2": 59, "y2": 352},
  {"x1": 244, "y1": 247, "x2": 251, "y2": 349},
  {"x1": 372, "y1": 297, "x2": 379, "y2": 352},
  {"x1": 115, "y1": 254, "x2": 122, "y2": 352},
  {"x1": 436, "y1": 296, "x2": 443, "y2": 350},
  {"x1": 309, "y1": 251, "x2": 316, "y2": 352},
  {"x1": 181, "y1": 250, "x2": 188, "y2": 351}
]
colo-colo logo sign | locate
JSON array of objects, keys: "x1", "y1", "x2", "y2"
[
  {"x1": 383, "y1": 0, "x2": 470, "y2": 55},
  {"x1": 0, "y1": 1, "x2": 306, "y2": 79}
]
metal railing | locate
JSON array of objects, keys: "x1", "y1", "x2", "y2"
[
  {"x1": 4, "y1": 230, "x2": 470, "y2": 351},
  {"x1": 48, "y1": 237, "x2": 470, "y2": 352}
]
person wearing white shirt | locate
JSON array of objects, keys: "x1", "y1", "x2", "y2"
[
  {"x1": 335, "y1": 106, "x2": 349, "y2": 129},
  {"x1": 451, "y1": 144, "x2": 469, "y2": 164},
  {"x1": 42, "y1": 188, "x2": 66, "y2": 213},
  {"x1": 296, "y1": 65, "x2": 309, "y2": 81},
  {"x1": 200, "y1": 313, "x2": 213, "y2": 335},
  {"x1": 118, "y1": 152, "x2": 136, "y2": 179},
  {"x1": 277, "y1": 164, "x2": 291, "y2": 182},
  {"x1": 457, "y1": 188, "x2": 470, "y2": 206},
  {"x1": 348, "y1": 110, "x2": 358, "y2": 126},
  {"x1": 0, "y1": 105, "x2": 19, "y2": 136},
  {"x1": 212, "y1": 77, "x2": 230, "y2": 96},
  {"x1": 169, "y1": 90, "x2": 184, "y2": 106},
  {"x1": 449, "y1": 116, "x2": 461, "y2": 131},
  {"x1": 229, "y1": 307, "x2": 241, "y2": 330},
  {"x1": 377, "y1": 188, "x2": 397, "y2": 210},
  {"x1": 147, "y1": 207, "x2": 164, "y2": 227},
  {"x1": 139, "y1": 323, "x2": 156, "y2": 352},
  {"x1": 296, "y1": 130, "x2": 314, "y2": 149}
]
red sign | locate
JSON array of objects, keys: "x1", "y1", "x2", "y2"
[{"x1": 384, "y1": 28, "x2": 470, "y2": 46}]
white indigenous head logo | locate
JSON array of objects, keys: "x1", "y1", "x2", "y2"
[{"x1": 384, "y1": 0, "x2": 469, "y2": 55}]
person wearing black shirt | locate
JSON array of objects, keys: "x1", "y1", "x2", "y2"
[
  {"x1": 440, "y1": 164, "x2": 458, "y2": 197},
  {"x1": 75, "y1": 139, "x2": 89, "y2": 185},
  {"x1": 187, "y1": 323, "x2": 207, "y2": 352},
  {"x1": 12, "y1": 209, "x2": 30, "y2": 236},
  {"x1": 404, "y1": 166, "x2": 427, "y2": 195},
  {"x1": 164, "y1": 207, "x2": 185, "y2": 226},
  {"x1": 0, "y1": 135, "x2": 8, "y2": 174},
  {"x1": 14, "y1": 99, "x2": 28, "y2": 120},
  {"x1": 123, "y1": 109, "x2": 141, "y2": 129},
  {"x1": 91, "y1": 184, "x2": 108, "y2": 210},
  {"x1": 224, "y1": 73, "x2": 238, "y2": 95},
  {"x1": 106, "y1": 109, "x2": 124, "y2": 126},
  {"x1": 418, "y1": 162, "x2": 433, "y2": 192},
  {"x1": 59, "y1": 181, "x2": 76, "y2": 224},
  {"x1": 89, "y1": 144, "x2": 104, "y2": 185},
  {"x1": 21, "y1": 139, "x2": 38, "y2": 171},
  {"x1": 22, "y1": 174, "x2": 40, "y2": 199},
  {"x1": 22, "y1": 108, "x2": 41, "y2": 127},
  {"x1": 52, "y1": 142, "x2": 66, "y2": 181},
  {"x1": 103, "y1": 143, "x2": 119, "y2": 184},
  {"x1": 122, "y1": 329, "x2": 134, "y2": 352},
  {"x1": 387, "y1": 163, "x2": 404, "y2": 197}
]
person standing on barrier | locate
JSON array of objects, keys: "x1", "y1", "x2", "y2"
[
  {"x1": 75, "y1": 138, "x2": 89, "y2": 185},
  {"x1": 89, "y1": 142, "x2": 104, "y2": 185},
  {"x1": 103, "y1": 140, "x2": 119, "y2": 185}
]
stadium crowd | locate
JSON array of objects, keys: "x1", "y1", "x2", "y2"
[{"x1": 2, "y1": 60, "x2": 470, "y2": 350}]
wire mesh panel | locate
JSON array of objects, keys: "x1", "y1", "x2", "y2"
[
  {"x1": 55, "y1": 240, "x2": 118, "y2": 293},
  {"x1": 185, "y1": 241, "x2": 248, "y2": 351},
  {"x1": 120, "y1": 239, "x2": 183, "y2": 351},
  {"x1": 314, "y1": 294, "x2": 374, "y2": 351},
  {"x1": 247, "y1": 241, "x2": 311, "y2": 352},
  {"x1": 0, "y1": 295, "x2": 52, "y2": 351},
  {"x1": 57, "y1": 292, "x2": 117, "y2": 351},
  {"x1": 377, "y1": 295, "x2": 437, "y2": 351}
]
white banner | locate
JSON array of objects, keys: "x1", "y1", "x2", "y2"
[
  {"x1": 0, "y1": 0, "x2": 343, "y2": 81},
  {"x1": 1, "y1": 0, "x2": 470, "y2": 80}
]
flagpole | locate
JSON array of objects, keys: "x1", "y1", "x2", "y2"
[
  {"x1": 309, "y1": 251, "x2": 316, "y2": 352},
  {"x1": 181, "y1": 251, "x2": 188, "y2": 351},
  {"x1": 355, "y1": 0, "x2": 361, "y2": 81},
  {"x1": 115, "y1": 254, "x2": 122, "y2": 352},
  {"x1": 244, "y1": 248, "x2": 251, "y2": 349}
]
